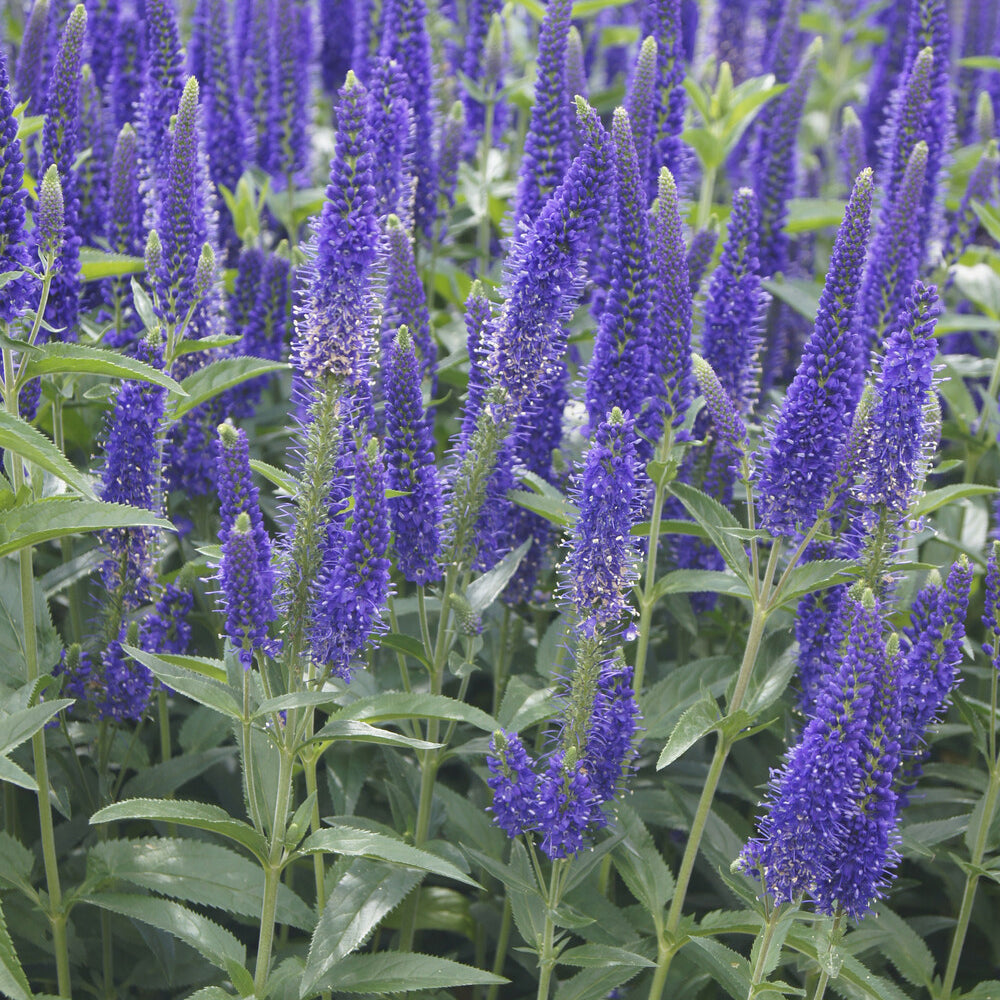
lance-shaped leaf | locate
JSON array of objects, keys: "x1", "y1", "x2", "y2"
[
  {"x1": 0, "y1": 412, "x2": 95, "y2": 498},
  {"x1": 19, "y1": 342, "x2": 186, "y2": 393}
]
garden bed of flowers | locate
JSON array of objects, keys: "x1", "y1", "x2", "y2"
[{"x1": 1, "y1": 0, "x2": 999, "y2": 997}]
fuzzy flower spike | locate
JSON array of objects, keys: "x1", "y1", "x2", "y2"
[
  {"x1": 757, "y1": 169, "x2": 874, "y2": 538},
  {"x1": 0, "y1": 46, "x2": 30, "y2": 322}
]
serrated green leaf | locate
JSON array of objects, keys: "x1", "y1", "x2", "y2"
[
  {"x1": 859, "y1": 908, "x2": 934, "y2": 989},
  {"x1": 466, "y1": 539, "x2": 532, "y2": 614},
  {"x1": 612, "y1": 804, "x2": 674, "y2": 919},
  {"x1": 298, "y1": 827, "x2": 480, "y2": 887},
  {"x1": 0, "y1": 699, "x2": 73, "y2": 754},
  {"x1": 88, "y1": 838, "x2": 314, "y2": 930},
  {"x1": 327, "y1": 692, "x2": 497, "y2": 732},
  {"x1": 507, "y1": 489, "x2": 577, "y2": 528},
  {"x1": 166, "y1": 357, "x2": 289, "y2": 421},
  {"x1": 668, "y1": 483, "x2": 750, "y2": 581},
  {"x1": 122, "y1": 645, "x2": 243, "y2": 720},
  {"x1": 557, "y1": 944, "x2": 655, "y2": 968},
  {"x1": 0, "y1": 411, "x2": 95, "y2": 498},
  {"x1": 657, "y1": 695, "x2": 720, "y2": 769},
  {"x1": 248, "y1": 458, "x2": 298, "y2": 496},
  {"x1": 306, "y1": 719, "x2": 440, "y2": 751},
  {"x1": 380, "y1": 633, "x2": 432, "y2": 669},
  {"x1": 252, "y1": 691, "x2": 338, "y2": 719},
  {"x1": 0, "y1": 832, "x2": 34, "y2": 897},
  {"x1": 649, "y1": 568, "x2": 751, "y2": 602},
  {"x1": 774, "y1": 559, "x2": 857, "y2": 607},
  {"x1": 554, "y1": 965, "x2": 639, "y2": 1000},
  {"x1": 0, "y1": 755, "x2": 36, "y2": 792},
  {"x1": 90, "y1": 798, "x2": 267, "y2": 860},
  {"x1": 79, "y1": 248, "x2": 145, "y2": 280},
  {"x1": 82, "y1": 891, "x2": 245, "y2": 971},
  {"x1": 0, "y1": 898, "x2": 32, "y2": 1000},
  {"x1": 300, "y1": 859, "x2": 422, "y2": 996},
  {"x1": 308, "y1": 951, "x2": 505, "y2": 995},
  {"x1": 19, "y1": 342, "x2": 185, "y2": 393},
  {"x1": 0, "y1": 499, "x2": 172, "y2": 559},
  {"x1": 911, "y1": 484, "x2": 997, "y2": 517},
  {"x1": 0, "y1": 559, "x2": 64, "y2": 687},
  {"x1": 122, "y1": 746, "x2": 235, "y2": 799},
  {"x1": 685, "y1": 937, "x2": 753, "y2": 1000}
]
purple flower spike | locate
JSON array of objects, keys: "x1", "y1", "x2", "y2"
[
  {"x1": 141, "y1": 582, "x2": 194, "y2": 657},
  {"x1": 294, "y1": 72, "x2": 379, "y2": 386},
  {"x1": 15, "y1": 0, "x2": 51, "y2": 115},
  {"x1": 984, "y1": 544, "x2": 1000, "y2": 672},
  {"x1": 99, "y1": 627, "x2": 155, "y2": 722},
  {"x1": 367, "y1": 56, "x2": 414, "y2": 223},
  {"x1": 562, "y1": 407, "x2": 641, "y2": 635},
  {"x1": 585, "y1": 108, "x2": 654, "y2": 450},
  {"x1": 686, "y1": 226, "x2": 717, "y2": 293},
  {"x1": 700, "y1": 188, "x2": 766, "y2": 418},
  {"x1": 384, "y1": 327, "x2": 443, "y2": 584},
  {"x1": 488, "y1": 99, "x2": 612, "y2": 417},
  {"x1": 624, "y1": 36, "x2": 657, "y2": 194},
  {"x1": 138, "y1": 0, "x2": 185, "y2": 190},
  {"x1": 0, "y1": 47, "x2": 30, "y2": 322},
  {"x1": 311, "y1": 436, "x2": 392, "y2": 679},
  {"x1": 108, "y1": 13, "x2": 145, "y2": 131},
  {"x1": 641, "y1": 0, "x2": 687, "y2": 196},
  {"x1": 98, "y1": 338, "x2": 168, "y2": 609},
  {"x1": 650, "y1": 167, "x2": 694, "y2": 434},
  {"x1": 270, "y1": 0, "x2": 313, "y2": 183},
  {"x1": 757, "y1": 169, "x2": 873, "y2": 538},
  {"x1": 740, "y1": 590, "x2": 894, "y2": 918},
  {"x1": 378, "y1": 0, "x2": 437, "y2": 237},
  {"x1": 858, "y1": 280, "x2": 940, "y2": 513},
  {"x1": 40, "y1": 2, "x2": 87, "y2": 344},
  {"x1": 217, "y1": 424, "x2": 276, "y2": 666},
  {"x1": 513, "y1": 0, "x2": 573, "y2": 229},
  {"x1": 486, "y1": 730, "x2": 538, "y2": 837}
]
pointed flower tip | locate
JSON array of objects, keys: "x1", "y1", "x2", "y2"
[
  {"x1": 639, "y1": 34, "x2": 657, "y2": 59},
  {"x1": 395, "y1": 324, "x2": 412, "y2": 349},
  {"x1": 805, "y1": 36, "x2": 823, "y2": 59},
  {"x1": 885, "y1": 632, "x2": 900, "y2": 657},
  {"x1": 181, "y1": 75, "x2": 200, "y2": 105},
  {"x1": 218, "y1": 421, "x2": 239, "y2": 447},
  {"x1": 233, "y1": 511, "x2": 252, "y2": 533}
]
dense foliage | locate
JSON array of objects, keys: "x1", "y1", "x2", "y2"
[{"x1": 0, "y1": 0, "x2": 999, "y2": 998}]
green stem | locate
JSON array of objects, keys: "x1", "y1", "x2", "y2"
[
  {"x1": 253, "y1": 748, "x2": 295, "y2": 995},
  {"x1": 536, "y1": 859, "x2": 565, "y2": 1000},
  {"x1": 484, "y1": 896, "x2": 513, "y2": 1000},
  {"x1": 52, "y1": 397, "x2": 83, "y2": 641},
  {"x1": 748, "y1": 905, "x2": 783, "y2": 996},
  {"x1": 940, "y1": 670, "x2": 1000, "y2": 998},
  {"x1": 976, "y1": 337, "x2": 1000, "y2": 443},
  {"x1": 695, "y1": 165, "x2": 717, "y2": 230},
  {"x1": 478, "y1": 99, "x2": 497, "y2": 279},
  {"x1": 3, "y1": 342, "x2": 72, "y2": 997},
  {"x1": 634, "y1": 467, "x2": 670, "y2": 695},
  {"x1": 303, "y1": 741, "x2": 326, "y2": 915},
  {"x1": 650, "y1": 544, "x2": 782, "y2": 999},
  {"x1": 101, "y1": 909, "x2": 113, "y2": 999},
  {"x1": 810, "y1": 911, "x2": 842, "y2": 1000},
  {"x1": 492, "y1": 606, "x2": 513, "y2": 715}
]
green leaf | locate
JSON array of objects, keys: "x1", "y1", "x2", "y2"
[
  {"x1": 650, "y1": 568, "x2": 750, "y2": 602},
  {"x1": 0, "y1": 499, "x2": 172, "y2": 558},
  {"x1": 327, "y1": 692, "x2": 497, "y2": 732},
  {"x1": 761, "y1": 277, "x2": 820, "y2": 322},
  {"x1": 0, "y1": 559, "x2": 64, "y2": 687},
  {"x1": 88, "y1": 838, "x2": 314, "y2": 930},
  {"x1": 20, "y1": 342, "x2": 185, "y2": 393},
  {"x1": 785, "y1": 926, "x2": 909, "y2": 1000},
  {"x1": 248, "y1": 458, "x2": 298, "y2": 496},
  {"x1": 0, "y1": 755, "x2": 36, "y2": 792},
  {"x1": 668, "y1": 482, "x2": 750, "y2": 581},
  {"x1": 744, "y1": 642, "x2": 798, "y2": 717},
  {"x1": 0, "y1": 699, "x2": 73, "y2": 754},
  {"x1": 657, "y1": 695, "x2": 720, "y2": 770},
  {"x1": 784, "y1": 198, "x2": 848, "y2": 234},
  {"x1": 252, "y1": 691, "x2": 339, "y2": 719},
  {"x1": 0, "y1": 832, "x2": 35, "y2": 897},
  {"x1": 297, "y1": 826, "x2": 481, "y2": 887},
  {"x1": 306, "y1": 719, "x2": 440, "y2": 751},
  {"x1": 90, "y1": 798, "x2": 267, "y2": 860},
  {"x1": 308, "y1": 952, "x2": 505, "y2": 995},
  {"x1": 122, "y1": 747, "x2": 235, "y2": 799},
  {"x1": 911, "y1": 484, "x2": 997, "y2": 517},
  {"x1": 857, "y1": 908, "x2": 934, "y2": 989},
  {"x1": 461, "y1": 846, "x2": 537, "y2": 896},
  {"x1": 173, "y1": 333, "x2": 242, "y2": 356},
  {"x1": 82, "y1": 892, "x2": 245, "y2": 971},
  {"x1": 507, "y1": 489, "x2": 577, "y2": 528},
  {"x1": 612, "y1": 804, "x2": 675, "y2": 918},
  {"x1": 685, "y1": 938, "x2": 753, "y2": 1000},
  {"x1": 557, "y1": 944, "x2": 655, "y2": 968},
  {"x1": 79, "y1": 247, "x2": 145, "y2": 280},
  {"x1": 300, "y1": 860, "x2": 422, "y2": 996},
  {"x1": 379, "y1": 632, "x2": 432, "y2": 669},
  {"x1": 165, "y1": 357, "x2": 289, "y2": 421},
  {"x1": 121, "y1": 645, "x2": 243, "y2": 720},
  {"x1": 466, "y1": 538, "x2": 532, "y2": 614},
  {"x1": 554, "y1": 966, "x2": 639, "y2": 1000},
  {"x1": 775, "y1": 559, "x2": 857, "y2": 607},
  {"x1": 0, "y1": 411, "x2": 95, "y2": 498},
  {"x1": 0, "y1": 898, "x2": 32, "y2": 1000}
]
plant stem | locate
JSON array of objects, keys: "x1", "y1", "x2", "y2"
[
  {"x1": 3, "y1": 343, "x2": 72, "y2": 997},
  {"x1": 634, "y1": 467, "x2": 670, "y2": 695},
  {"x1": 253, "y1": 747, "x2": 295, "y2": 996},
  {"x1": 485, "y1": 896, "x2": 513, "y2": 1000},
  {"x1": 695, "y1": 166, "x2": 717, "y2": 230},
  {"x1": 478, "y1": 100, "x2": 496, "y2": 280},
  {"x1": 747, "y1": 905, "x2": 783, "y2": 996},
  {"x1": 941, "y1": 669, "x2": 1000, "y2": 998},
  {"x1": 536, "y1": 859, "x2": 565, "y2": 1000},
  {"x1": 649, "y1": 543, "x2": 782, "y2": 1000},
  {"x1": 52, "y1": 396, "x2": 83, "y2": 641}
]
